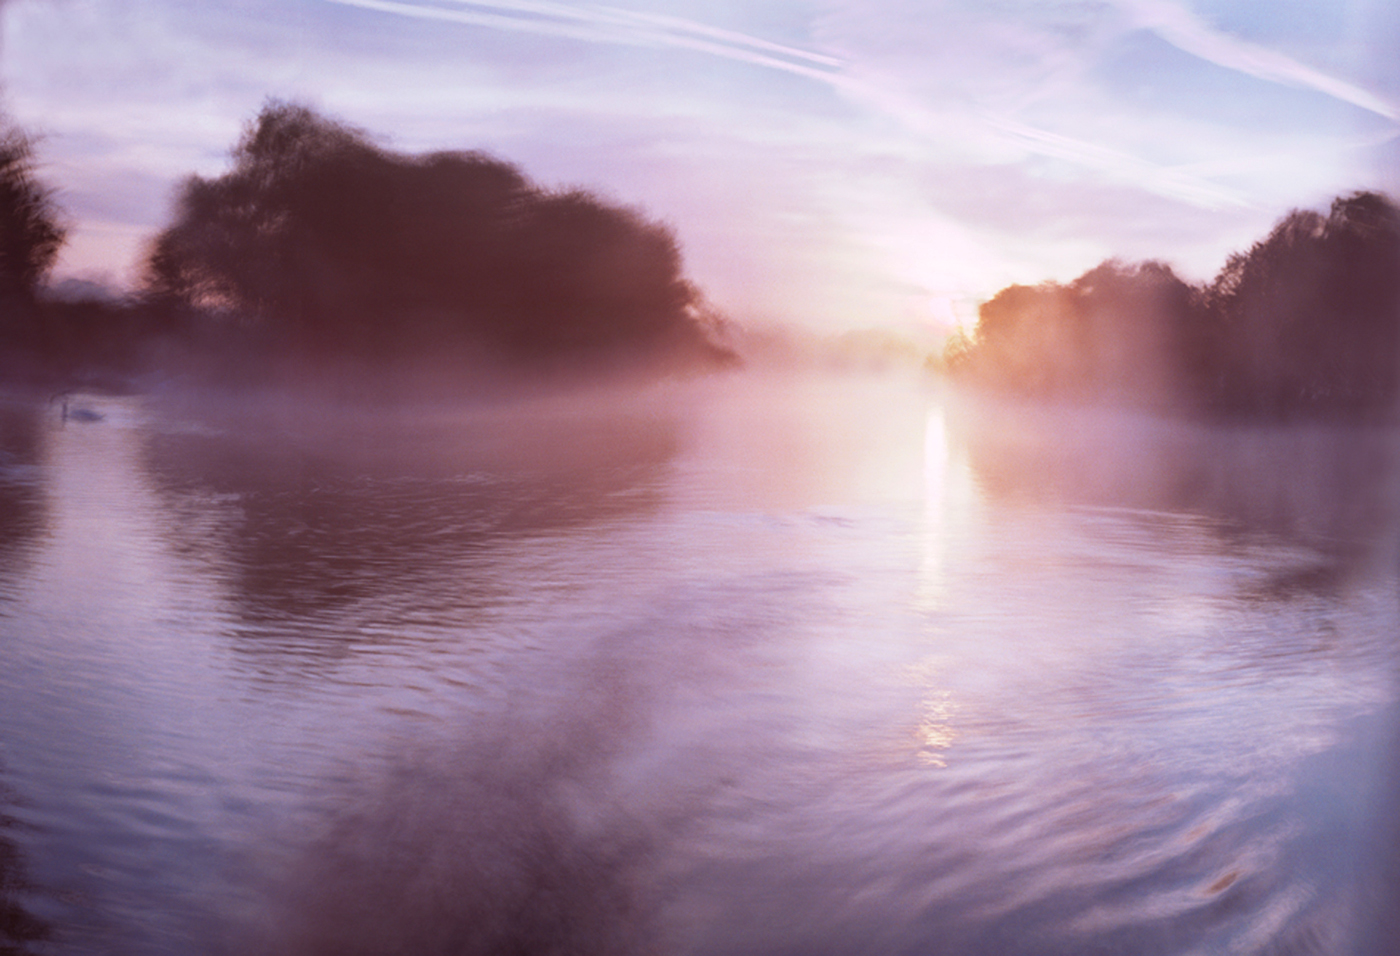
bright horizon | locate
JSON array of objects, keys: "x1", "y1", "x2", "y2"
[{"x1": 6, "y1": 0, "x2": 1399, "y2": 335}]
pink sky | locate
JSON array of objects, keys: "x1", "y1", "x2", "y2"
[{"x1": 6, "y1": 0, "x2": 1399, "y2": 333}]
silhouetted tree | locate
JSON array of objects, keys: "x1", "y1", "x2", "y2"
[
  {"x1": 1069, "y1": 260, "x2": 1204, "y2": 406},
  {"x1": 948, "y1": 260, "x2": 1204, "y2": 408},
  {"x1": 0, "y1": 126, "x2": 65, "y2": 360},
  {"x1": 947, "y1": 192, "x2": 1400, "y2": 420},
  {"x1": 948, "y1": 281, "x2": 1082, "y2": 396},
  {"x1": 147, "y1": 102, "x2": 728, "y2": 371},
  {"x1": 0, "y1": 128, "x2": 64, "y2": 301},
  {"x1": 1209, "y1": 192, "x2": 1400, "y2": 416}
]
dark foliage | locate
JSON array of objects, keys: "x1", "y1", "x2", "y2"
[
  {"x1": 0, "y1": 129, "x2": 64, "y2": 302},
  {"x1": 1207, "y1": 192, "x2": 1400, "y2": 416},
  {"x1": 147, "y1": 103, "x2": 729, "y2": 370},
  {"x1": 946, "y1": 192, "x2": 1400, "y2": 419},
  {"x1": 0, "y1": 124, "x2": 172, "y2": 390},
  {"x1": 0, "y1": 772, "x2": 49, "y2": 956},
  {"x1": 31, "y1": 296, "x2": 178, "y2": 386},
  {"x1": 949, "y1": 260, "x2": 1205, "y2": 407},
  {"x1": 0, "y1": 126, "x2": 66, "y2": 363}
]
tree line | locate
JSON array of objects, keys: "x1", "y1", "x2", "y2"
[
  {"x1": 0, "y1": 102, "x2": 733, "y2": 391},
  {"x1": 943, "y1": 192, "x2": 1400, "y2": 419},
  {"x1": 7, "y1": 101, "x2": 1400, "y2": 414}
]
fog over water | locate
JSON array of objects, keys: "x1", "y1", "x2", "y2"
[{"x1": 0, "y1": 372, "x2": 1397, "y2": 955}]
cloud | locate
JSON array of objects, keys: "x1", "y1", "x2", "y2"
[
  {"x1": 824, "y1": 65, "x2": 1253, "y2": 209},
  {"x1": 1118, "y1": 0, "x2": 1399, "y2": 120},
  {"x1": 15, "y1": 0, "x2": 1400, "y2": 326},
  {"x1": 985, "y1": 117, "x2": 1248, "y2": 208},
  {"x1": 326, "y1": 0, "x2": 1257, "y2": 210},
  {"x1": 323, "y1": 0, "x2": 843, "y2": 79},
  {"x1": 813, "y1": 0, "x2": 1400, "y2": 212}
]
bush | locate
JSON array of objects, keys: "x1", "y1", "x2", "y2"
[{"x1": 147, "y1": 103, "x2": 728, "y2": 370}]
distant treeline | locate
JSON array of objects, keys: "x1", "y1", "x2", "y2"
[
  {"x1": 0, "y1": 103, "x2": 733, "y2": 391},
  {"x1": 944, "y1": 192, "x2": 1400, "y2": 419}
]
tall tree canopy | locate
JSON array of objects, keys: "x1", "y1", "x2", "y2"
[
  {"x1": 1208, "y1": 192, "x2": 1400, "y2": 415},
  {"x1": 147, "y1": 103, "x2": 725, "y2": 366},
  {"x1": 0, "y1": 127, "x2": 65, "y2": 304},
  {"x1": 946, "y1": 192, "x2": 1400, "y2": 419},
  {"x1": 948, "y1": 260, "x2": 1204, "y2": 406}
]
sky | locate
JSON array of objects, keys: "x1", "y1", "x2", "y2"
[{"x1": 4, "y1": 0, "x2": 1399, "y2": 333}]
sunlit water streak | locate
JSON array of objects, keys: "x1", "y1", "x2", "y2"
[{"x1": 0, "y1": 376, "x2": 1396, "y2": 955}]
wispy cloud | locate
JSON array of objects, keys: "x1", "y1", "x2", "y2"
[
  {"x1": 1119, "y1": 0, "x2": 1398, "y2": 120},
  {"x1": 14, "y1": 0, "x2": 1397, "y2": 319},
  {"x1": 986, "y1": 116, "x2": 1249, "y2": 208},
  {"x1": 324, "y1": 0, "x2": 843, "y2": 78},
  {"x1": 820, "y1": 64, "x2": 1253, "y2": 209},
  {"x1": 326, "y1": 0, "x2": 1254, "y2": 209}
]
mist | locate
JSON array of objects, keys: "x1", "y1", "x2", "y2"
[
  {"x1": 0, "y1": 45, "x2": 1399, "y2": 956},
  {"x1": 7, "y1": 371, "x2": 1355, "y2": 956},
  {"x1": 0, "y1": 103, "x2": 736, "y2": 398},
  {"x1": 944, "y1": 192, "x2": 1400, "y2": 421},
  {"x1": 144, "y1": 102, "x2": 733, "y2": 384}
]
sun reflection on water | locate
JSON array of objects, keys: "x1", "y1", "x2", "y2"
[
  {"x1": 905, "y1": 656, "x2": 958, "y2": 767},
  {"x1": 918, "y1": 402, "x2": 979, "y2": 613}
]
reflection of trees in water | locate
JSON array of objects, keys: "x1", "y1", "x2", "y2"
[
  {"x1": 0, "y1": 403, "x2": 45, "y2": 587},
  {"x1": 143, "y1": 402, "x2": 680, "y2": 659},
  {"x1": 948, "y1": 396, "x2": 1399, "y2": 593},
  {"x1": 0, "y1": 773, "x2": 49, "y2": 956},
  {"x1": 235, "y1": 680, "x2": 666, "y2": 956},
  {"x1": 0, "y1": 408, "x2": 49, "y2": 955},
  {"x1": 1367, "y1": 708, "x2": 1400, "y2": 954},
  {"x1": 227, "y1": 562, "x2": 765, "y2": 956},
  {"x1": 948, "y1": 397, "x2": 1400, "y2": 949}
]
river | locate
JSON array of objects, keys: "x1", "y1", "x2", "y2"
[{"x1": 0, "y1": 372, "x2": 1397, "y2": 955}]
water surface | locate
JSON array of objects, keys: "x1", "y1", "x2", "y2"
[{"x1": 0, "y1": 376, "x2": 1396, "y2": 955}]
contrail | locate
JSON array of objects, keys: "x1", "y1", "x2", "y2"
[
  {"x1": 986, "y1": 117, "x2": 1249, "y2": 208},
  {"x1": 325, "y1": 0, "x2": 843, "y2": 78},
  {"x1": 323, "y1": 0, "x2": 1260, "y2": 209},
  {"x1": 1121, "y1": 0, "x2": 1398, "y2": 121}
]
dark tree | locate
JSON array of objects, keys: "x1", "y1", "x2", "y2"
[
  {"x1": 1209, "y1": 192, "x2": 1400, "y2": 416},
  {"x1": 947, "y1": 260, "x2": 1204, "y2": 408},
  {"x1": 1066, "y1": 260, "x2": 1203, "y2": 406},
  {"x1": 947, "y1": 281, "x2": 1082, "y2": 397},
  {"x1": 946, "y1": 191, "x2": 1400, "y2": 420},
  {"x1": 0, "y1": 126, "x2": 65, "y2": 364},
  {"x1": 0, "y1": 128, "x2": 64, "y2": 301},
  {"x1": 147, "y1": 102, "x2": 728, "y2": 371}
]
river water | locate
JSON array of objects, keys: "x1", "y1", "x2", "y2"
[{"x1": 0, "y1": 372, "x2": 1397, "y2": 956}]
